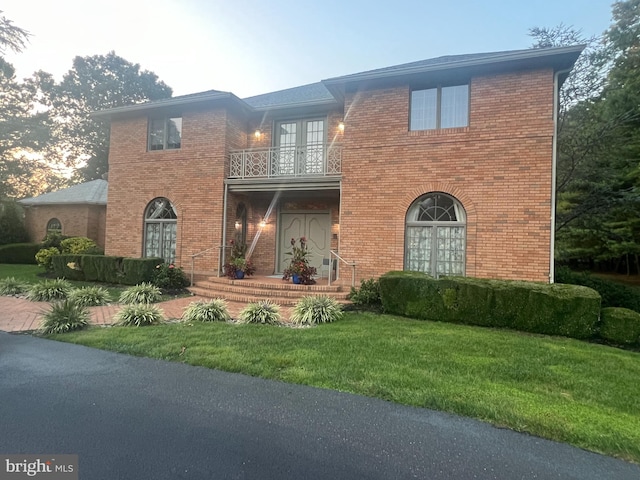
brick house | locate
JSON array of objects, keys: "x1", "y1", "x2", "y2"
[
  {"x1": 19, "y1": 179, "x2": 107, "y2": 248},
  {"x1": 94, "y1": 45, "x2": 583, "y2": 284}
]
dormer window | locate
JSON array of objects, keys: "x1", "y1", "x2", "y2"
[
  {"x1": 148, "y1": 117, "x2": 182, "y2": 151},
  {"x1": 410, "y1": 84, "x2": 469, "y2": 131}
]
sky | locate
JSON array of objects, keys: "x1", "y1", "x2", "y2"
[{"x1": 3, "y1": 0, "x2": 615, "y2": 99}]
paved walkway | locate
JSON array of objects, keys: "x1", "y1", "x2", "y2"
[{"x1": 0, "y1": 295, "x2": 291, "y2": 332}]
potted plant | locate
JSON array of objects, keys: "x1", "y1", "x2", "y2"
[
  {"x1": 282, "y1": 237, "x2": 317, "y2": 285},
  {"x1": 223, "y1": 240, "x2": 256, "y2": 279}
]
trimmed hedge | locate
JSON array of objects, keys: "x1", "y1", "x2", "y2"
[
  {"x1": 123, "y1": 258, "x2": 163, "y2": 285},
  {"x1": 52, "y1": 255, "x2": 163, "y2": 285},
  {"x1": 0, "y1": 243, "x2": 40, "y2": 264},
  {"x1": 555, "y1": 266, "x2": 640, "y2": 313},
  {"x1": 379, "y1": 271, "x2": 601, "y2": 340},
  {"x1": 600, "y1": 307, "x2": 640, "y2": 346}
]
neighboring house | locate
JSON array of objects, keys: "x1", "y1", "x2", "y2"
[
  {"x1": 94, "y1": 45, "x2": 583, "y2": 283},
  {"x1": 18, "y1": 179, "x2": 108, "y2": 248}
]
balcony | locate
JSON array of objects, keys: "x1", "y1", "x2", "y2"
[{"x1": 229, "y1": 144, "x2": 342, "y2": 179}]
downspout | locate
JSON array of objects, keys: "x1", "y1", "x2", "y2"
[
  {"x1": 550, "y1": 68, "x2": 571, "y2": 283},
  {"x1": 220, "y1": 182, "x2": 229, "y2": 276}
]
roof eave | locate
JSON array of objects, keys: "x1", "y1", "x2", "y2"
[
  {"x1": 18, "y1": 201, "x2": 107, "y2": 206},
  {"x1": 249, "y1": 98, "x2": 340, "y2": 112},
  {"x1": 322, "y1": 44, "x2": 586, "y2": 99},
  {"x1": 92, "y1": 92, "x2": 254, "y2": 121}
]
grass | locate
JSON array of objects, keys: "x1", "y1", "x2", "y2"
[{"x1": 47, "y1": 313, "x2": 640, "y2": 463}]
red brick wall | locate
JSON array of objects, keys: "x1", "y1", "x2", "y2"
[
  {"x1": 105, "y1": 68, "x2": 555, "y2": 283},
  {"x1": 23, "y1": 204, "x2": 106, "y2": 247},
  {"x1": 339, "y1": 68, "x2": 555, "y2": 282},
  {"x1": 105, "y1": 108, "x2": 230, "y2": 273}
]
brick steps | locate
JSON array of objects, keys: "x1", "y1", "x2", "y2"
[{"x1": 188, "y1": 276, "x2": 351, "y2": 307}]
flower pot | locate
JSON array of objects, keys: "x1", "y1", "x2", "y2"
[
  {"x1": 235, "y1": 270, "x2": 245, "y2": 279},
  {"x1": 292, "y1": 274, "x2": 301, "y2": 284}
]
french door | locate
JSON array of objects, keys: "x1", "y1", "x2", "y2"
[{"x1": 274, "y1": 119, "x2": 325, "y2": 176}]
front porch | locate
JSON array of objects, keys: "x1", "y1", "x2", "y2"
[{"x1": 188, "y1": 274, "x2": 351, "y2": 307}]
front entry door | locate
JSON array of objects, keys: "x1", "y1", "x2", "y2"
[{"x1": 278, "y1": 213, "x2": 331, "y2": 273}]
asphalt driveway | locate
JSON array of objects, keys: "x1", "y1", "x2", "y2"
[{"x1": 0, "y1": 332, "x2": 638, "y2": 479}]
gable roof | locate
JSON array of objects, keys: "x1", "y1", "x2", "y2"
[{"x1": 19, "y1": 179, "x2": 108, "y2": 206}]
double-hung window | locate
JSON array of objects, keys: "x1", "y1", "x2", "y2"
[
  {"x1": 148, "y1": 117, "x2": 182, "y2": 151},
  {"x1": 410, "y1": 84, "x2": 469, "y2": 131}
]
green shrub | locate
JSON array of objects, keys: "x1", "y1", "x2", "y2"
[
  {"x1": 27, "y1": 279, "x2": 72, "y2": 302},
  {"x1": 379, "y1": 271, "x2": 601, "y2": 339},
  {"x1": 40, "y1": 300, "x2": 90, "y2": 334},
  {"x1": 239, "y1": 301, "x2": 282, "y2": 325},
  {"x1": 82, "y1": 255, "x2": 124, "y2": 283},
  {"x1": 41, "y1": 233, "x2": 69, "y2": 250},
  {"x1": 348, "y1": 278, "x2": 382, "y2": 307},
  {"x1": 68, "y1": 286, "x2": 112, "y2": 307},
  {"x1": 0, "y1": 201, "x2": 28, "y2": 245},
  {"x1": 181, "y1": 299, "x2": 231, "y2": 322},
  {"x1": 52, "y1": 254, "x2": 85, "y2": 281},
  {"x1": 122, "y1": 257, "x2": 163, "y2": 285},
  {"x1": 0, "y1": 277, "x2": 29, "y2": 295},
  {"x1": 0, "y1": 243, "x2": 40, "y2": 264},
  {"x1": 556, "y1": 266, "x2": 640, "y2": 312},
  {"x1": 118, "y1": 282, "x2": 162, "y2": 304},
  {"x1": 290, "y1": 296, "x2": 343, "y2": 325},
  {"x1": 152, "y1": 262, "x2": 189, "y2": 289},
  {"x1": 600, "y1": 307, "x2": 640, "y2": 346},
  {"x1": 115, "y1": 303, "x2": 164, "y2": 327},
  {"x1": 60, "y1": 237, "x2": 97, "y2": 254},
  {"x1": 35, "y1": 247, "x2": 60, "y2": 271}
]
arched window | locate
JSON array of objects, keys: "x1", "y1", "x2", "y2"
[
  {"x1": 46, "y1": 218, "x2": 62, "y2": 235},
  {"x1": 144, "y1": 198, "x2": 177, "y2": 263},
  {"x1": 405, "y1": 193, "x2": 466, "y2": 277}
]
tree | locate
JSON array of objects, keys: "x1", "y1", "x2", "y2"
[
  {"x1": 0, "y1": 62, "x2": 64, "y2": 198},
  {"x1": 46, "y1": 52, "x2": 173, "y2": 181},
  {"x1": 0, "y1": 200, "x2": 28, "y2": 245},
  {"x1": 0, "y1": 10, "x2": 29, "y2": 54},
  {"x1": 537, "y1": 2, "x2": 640, "y2": 272}
]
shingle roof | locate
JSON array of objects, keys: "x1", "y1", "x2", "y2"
[
  {"x1": 327, "y1": 50, "x2": 521, "y2": 80},
  {"x1": 323, "y1": 45, "x2": 585, "y2": 85},
  {"x1": 243, "y1": 82, "x2": 336, "y2": 109},
  {"x1": 92, "y1": 45, "x2": 584, "y2": 117},
  {"x1": 19, "y1": 179, "x2": 108, "y2": 206}
]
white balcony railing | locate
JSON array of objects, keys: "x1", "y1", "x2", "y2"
[{"x1": 229, "y1": 144, "x2": 341, "y2": 179}]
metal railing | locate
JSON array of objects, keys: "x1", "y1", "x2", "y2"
[
  {"x1": 328, "y1": 250, "x2": 356, "y2": 287},
  {"x1": 229, "y1": 144, "x2": 341, "y2": 179},
  {"x1": 189, "y1": 245, "x2": 230, "y2": 286}
]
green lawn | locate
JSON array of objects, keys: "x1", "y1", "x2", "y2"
[{"x1": 47, "y1": 313, "x2": 640, "y2": 463}]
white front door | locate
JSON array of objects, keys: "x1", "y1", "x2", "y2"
[{"x1": 278, "y1": 213, "x2": 331, "y2": 273}]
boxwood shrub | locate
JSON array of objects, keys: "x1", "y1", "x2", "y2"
[
  {"x1": 123, "y1": 257, "x2": 163, "y2": 285},
  {"x1": 555, "y1": 266, "x2": 640, "y2": 312},
  {"x1": 51, "y1": 254, "x2": 85, "y2": 281},
  {"x1": 0, "y1": 243, "x2": 40, "y2": 264},
  {"x1": 51, "y1": 254, "x2": 164, "y2": 285},
  {"x1": 379, "y1": 271, "x2": 601, "y2": 340},
  {"x1": 600, "y1": 307, "x2": 640, "y2": 346}
]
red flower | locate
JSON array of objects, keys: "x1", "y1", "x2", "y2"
[{"x1": 169, "y1": 264, "x2": 175, "y2": 269}]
